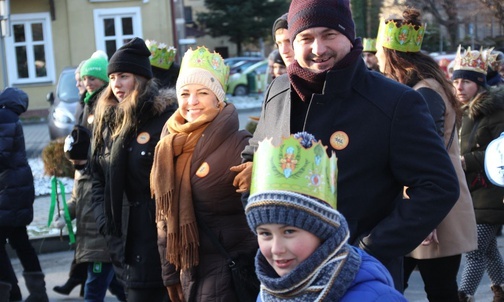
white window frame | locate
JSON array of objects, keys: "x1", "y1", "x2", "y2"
[
  {"x1": 93, "y1": 7, "x2": 143, "y2": 54},
  {"x1": 4, "y1": 12, "x2": 55, "y2": 85}
]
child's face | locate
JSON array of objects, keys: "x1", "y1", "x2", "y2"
[{"x1": 256, "y1": 223, "x2": 321, "y2": 277}]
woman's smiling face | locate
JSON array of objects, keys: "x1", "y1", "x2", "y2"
[{"x1": 178, "y1": 84, "x2": 219, "y2": 122}]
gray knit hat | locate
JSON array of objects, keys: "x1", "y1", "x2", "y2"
[{"x1": 246, "y1": 190, "x2": 347, "y2": 241}]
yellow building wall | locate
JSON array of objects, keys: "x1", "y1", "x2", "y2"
[{"x1": 1, "y1": 0, "x2": 175, "y2": 113}]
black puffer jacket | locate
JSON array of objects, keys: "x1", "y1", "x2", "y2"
[
  {"x1": 460, "y1": 86, "x2": 504, "y2": 224},
  {"x1": 92, "y1": 83, "x2": 177, "y2": 288},
  {"x1": 0, "y1": 88, "x2": 35, "y2": 227}
]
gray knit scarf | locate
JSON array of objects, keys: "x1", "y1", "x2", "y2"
[{"x1": 256, "y1": 231, "x2": 361, "y2": 301}]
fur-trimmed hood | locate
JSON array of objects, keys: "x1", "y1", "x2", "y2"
[
  {"x1": 464, "y1": 86, "x2": 504, "y2": 119},
  {"x1": 137, "y1": 79, "x2": 177, "y2": 117}
]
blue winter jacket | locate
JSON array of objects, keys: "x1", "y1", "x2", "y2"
[
  {"x1": 0, "y1": 88, "x2": 35, "y2": 227},
  {"x1": 256, "y1": 248, "x2": 407, "y2": 301}
]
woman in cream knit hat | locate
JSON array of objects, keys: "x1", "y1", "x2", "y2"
[{"x1": 151, "y1": 46, "x2": 258, "y2": 302}]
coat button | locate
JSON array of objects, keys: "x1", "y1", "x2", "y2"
[
  {"x1": 136, "y1": 255, "x2": 142, "y2": 262},
  {"x1": 141, "y1": 151, "x2": 146, "y2": 155}
]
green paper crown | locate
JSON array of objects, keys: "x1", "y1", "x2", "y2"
[
  {"x1": 363, "y1": 38, "x2": 377, "y2": 52},
  {"x1": 145, "y1": 39, "x2": 177, "y2": 70},
  {"x1": 377, "y1": 19, "x2": 426, "y2": 53},
  {"x1": 180, "y1": 46, "x2": 229, "y2": 90},
  {"x1": 250, "y1": 135, "x2": 338, "y2": 209}
]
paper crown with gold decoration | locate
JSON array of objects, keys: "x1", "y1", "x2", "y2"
[
  {"x1": 377, "y1": 18, "x2": 426, "y2": 53},
  {"x1": 453, "y1": 45, "x2": 495, "y2": 75},
  {"x1": 363, "y1": 38, "x2": 377, "y2": 53},
  {"x1": 179, "y1": 46, "x2": 229, "y2": 91},
  {"x1": 145, "y1": 39, "x2": 177, "y2": 70},
  {"x1": 250, "y1": 132, "x2": 338, "y2": 209}
]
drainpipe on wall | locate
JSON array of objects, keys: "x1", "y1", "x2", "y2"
[
  {"x1": 0, "y1": 0, "x2": 10, "y2": 88},
  {"x1": 170, "y1": 0, "x2": 179, "y2": 62}
]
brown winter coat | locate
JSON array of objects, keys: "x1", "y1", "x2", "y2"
[
  {"x1": 157, "y1": 103, "x2": 258, "y2": 302},
  {"x1": 68, "y1": 85, "x2": 111, "y2": 264},
  {"x1": 409, "y1": 79, "x2": 477, "y2": 259}
]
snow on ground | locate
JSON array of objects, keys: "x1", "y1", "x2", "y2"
[
  {"x1": 29, "y1": 158, "x2": 74, "y2": 197},
  {"x1": 30, "y1": 94, "x2": 264, "y2": 197},
  {"x1": 226, "y1": 93, "x2": 264, "y2": 109}
]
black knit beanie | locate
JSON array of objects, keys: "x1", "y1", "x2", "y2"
[
  {"x1": 288, "y1": 0, "x2": 355, "y2": 44},
  {"x1": 273, "y1": 51, "x2": 285, "y2": 66},
  {"x1": 452, "y1": 70, "x2": 487, "y2": 87},
  {"x1": 272, "y1": 13, "x2": 288, "y2": 42},
  {"x1": 108, "y1": 37, "x2": 153, "y2": 79},
  {"x1": 64, "y1": 125, "x2": 91, "y2": 161}
]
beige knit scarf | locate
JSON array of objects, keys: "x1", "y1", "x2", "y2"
[{"x1": 150, "y1": 105, "x2": 221, "y2": 270}]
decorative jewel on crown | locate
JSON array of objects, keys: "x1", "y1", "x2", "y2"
[
  {"x1": 453, "y1": 45, "x2": 495, "y2": 75},
  {"x1": 180, "y1": 46, "x2": 229, "y2": 89},
  {"x1": 377, "y1": 19, "x2": 426, "y2": 53},
  {"x1": 145, "y1": 39, "x2": 177, "y2": 70},
  {"x1": 250, "y1": 133, "x2": 338, "y2": 209}
]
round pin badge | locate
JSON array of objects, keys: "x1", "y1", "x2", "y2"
[
  {"x1": 196, "y1": 162, "x2": 210, "y2": 178},
  {"x1": 87, "y1": 114, "x2": 94, "y2": 125},
  {"x1": 136, "y1": 132, "x2": 150, "y2": 144},
  {"x1": 330, "y1": 131, "x2": 349, "y2": 150}
]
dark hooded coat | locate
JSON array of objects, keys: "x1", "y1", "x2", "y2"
[
  {"x1": 460, "y1": 86, "x2": 504, "y2": 224},
  {"x1": 0, "y1": 88, "x2": 34, "y2": 227}
]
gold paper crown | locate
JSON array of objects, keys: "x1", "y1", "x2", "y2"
[
  {"x1": 145, "y1": 39, "x2": 177, "y2": 70},
  {"x1": 453, "y1": 45, "x2": 495, "y2": 75},
  {"x1": 377, "y1": 18, "x2": 426, "y2": 53},
  {"x1": 363, "y1": 38, "x2": 377, "y2": 52},
  {"x1": 179, "y1": 46, "x2": 229, "y2": 89},
  {"x1": 250, "y1": 134, "x2": 338, "y2": 209}
]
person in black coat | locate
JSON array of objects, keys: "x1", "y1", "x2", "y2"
[
  {"x1": 0, "y1": 87, "x2": 49, "y2": 301},
  {"x1": 91, "y1": 37, "x2": 177, "y2": 302},
  {"x1": 145, "y1": 39, "x2": 180, "y2": 89}
]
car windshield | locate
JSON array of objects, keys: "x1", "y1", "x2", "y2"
[{"x1": 58, "y1": 70, "x2": 80, "y2": 103}]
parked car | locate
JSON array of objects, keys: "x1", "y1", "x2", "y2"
[
  {"x1": 227, "y1": 60, "x2": 268, "y2": 96},
  {"x1": 224, "y1": 56, "x2": 263, "y2": 68},
  {"x1": 47, "y1": 67, "x2": 80, "y2": 140},
  {"x1": 229, "y1": 58, "x2": 264, "y2": 75}
]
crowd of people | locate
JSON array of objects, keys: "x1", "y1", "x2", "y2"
[{"x1": 1, "y1": 0, "x2": 504, "y2": 301}]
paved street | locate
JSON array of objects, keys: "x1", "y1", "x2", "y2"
[{"x1": 10, "y1": 117, "x2": 502, "y2": 301}]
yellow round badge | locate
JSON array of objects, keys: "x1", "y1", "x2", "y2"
[
  {"x1": 87, "y1": 114, "x2": 94, "y2": 125},
  {"x1": 196, "y1": 162, "x2": 210, "y2": 178},
  {"x1": 330, "y1": 131, "x2": 349, "y2": 150},
  {"x1": 136, "y1": 132, "x2": 150, "y2": 144}
]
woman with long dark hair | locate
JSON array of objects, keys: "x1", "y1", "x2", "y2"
[{"x1": 375, "y1": 8, "x2": 477, "y2": 302}]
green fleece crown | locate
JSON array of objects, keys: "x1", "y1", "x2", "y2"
[
  {"x1": 250, "y1": 134, "x2": 338, "y2": 208},
  {"x1": 377, "y1": 18, "x2": 426, "y2": 53},
  {"x1": 146, "y1": 39, "x2": 177, "y2": 70},
  {"x1": 363, "y1": 38, "x2": 377, "y2": 52},
  {"x1": 179, "y1": 46, "x2": 229, "y2": 90}
]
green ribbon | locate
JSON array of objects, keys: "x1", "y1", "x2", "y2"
[{"x1": 47, "y1": 176, "x2": 75, "y2": 244}]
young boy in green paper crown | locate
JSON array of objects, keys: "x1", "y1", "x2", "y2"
[{"x1": 245, "y1": 132, "x2": 407, "y2": 301}]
